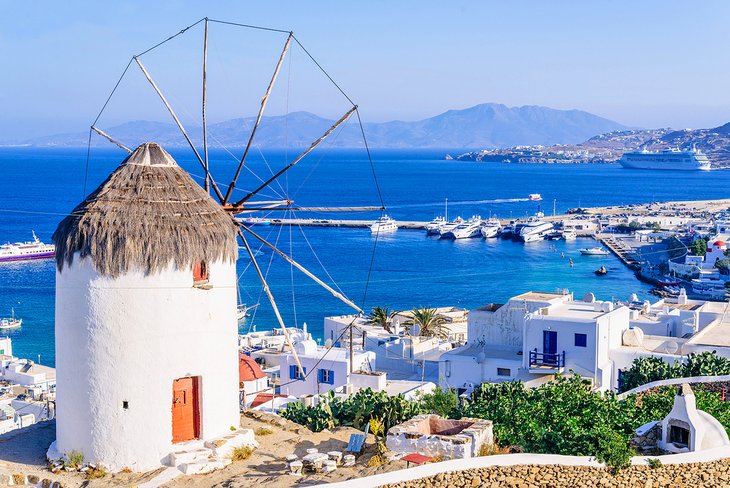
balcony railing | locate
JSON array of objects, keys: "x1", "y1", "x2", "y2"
[{"x1": 529, "y1": 349, "x2": 565, "y2": 370}]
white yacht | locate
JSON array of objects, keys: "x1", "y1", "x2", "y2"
[
  {"x1": 579, "y1": 247, "x2": 609, "y2": 256},
  {"x1": 619, "y1": 148, "x2": 711, "y2": 171},
  {"x1": 370, "y1": 215, "x2": 398, "y2": 234},
  {"x1": 426, "y1": 216, "x2": 446, "y2": 235},
  {"x1": 519, "y1": 220, "x2": 554, "y2": 243},
  {"x1": 561, "y1": 230, "x2": 577, "y2": 241},
  {"x1": 441, "y1": 216, "x2": 483, "y2": 239},
  {"x1": 480, "y1": 219, "x2": 502, "y2": 238}
]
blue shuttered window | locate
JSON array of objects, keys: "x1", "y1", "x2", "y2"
[
  {"x1": 318, "y1": 369, "x2": 335, "y2": 384},
  {"x1": 289, "y1": 365, "x2": 306, "y2": 380}
]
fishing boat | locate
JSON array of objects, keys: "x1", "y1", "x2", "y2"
[
  {"x1": 579, "y1": 247, "x2": 609, "y2": 256},
  {"x1": 237, "y1": 303, "x2": 259, "y2": 321},
  {"x1": 370, "y1": 215, "x2": 398, "y2": 234},
  {"x1": 657, "y1": 274, "x2": 682, "y2": 287},
  {"x1": 528, "y1": 193, "x2": 543, "y2": 201},
  {"x1": 594, "y1": 266, "x2": 608, "y2": 276},
  {"x1": 480, "y1": 219, "x2": 502, "y2": 238},
  {"x1": 0, "y1": 231, "x2": 55, "y2": 263},
  {"x1": 0, "y1": 309, "x2": 22, "y2": 330}
]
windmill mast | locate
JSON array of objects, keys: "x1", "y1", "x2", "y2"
[{"x1": 202, "y1": 17, "x2": 210, "y2": 194}]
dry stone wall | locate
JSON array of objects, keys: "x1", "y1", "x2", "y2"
[{"x1": 384, "y1": 459, "x2": 730, "y2": 488}]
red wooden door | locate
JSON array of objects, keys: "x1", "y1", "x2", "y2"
[{"x1": 172, "y1": 377, "x2": 199, "y2": 443}]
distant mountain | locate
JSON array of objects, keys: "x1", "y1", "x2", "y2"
[
  {"x1": 452, "y1": 123, "x2": 730, "y2": 166},
  {"x1": 11, "y1": 103, "x2": 627, "y2": 150}
]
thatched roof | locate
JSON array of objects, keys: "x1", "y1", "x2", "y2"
[{"x1": 53, "y1": 142, "x2": 238, "y2": 277}]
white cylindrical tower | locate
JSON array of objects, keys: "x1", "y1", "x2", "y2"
[{"x1": 50, "y1": 143, "x2": 240, "y2": 471}]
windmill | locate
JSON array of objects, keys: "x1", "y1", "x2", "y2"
[{"x1": 85, "y1": 17, "x2": 385, "y2": 377}]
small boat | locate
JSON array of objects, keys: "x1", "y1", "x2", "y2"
[
  {"x1": 0, "y1": 231, "x2": 55, "y2": 263},
  {"x1": 580, "y1": 247, "x2": 609, "y2": 256},
  {"x1": 657, "y1": 275, "x2": 682, "y2": 287},
  {"x1": 0, "y1": 308, "x2": 22, "y2": 330},
  {"x1": 237, "y1": 303, "x2": 259, "y2": 321},
  {"x1": 594, "y1": 266, "x2": 608, "y2": 276},
  {"x1": 370, "y1": 215, "x2": 398, "y2": 234},
  {"x1": 528, "y1": 193, "x2": 543, "y2": 201}
]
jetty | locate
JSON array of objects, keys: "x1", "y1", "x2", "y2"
[
  {"x1": 265, "y1": 218, "x2": 430, "y2": 229},
  {"x1": 595, "y1": 234, "x2": 642, "y2": 270}
]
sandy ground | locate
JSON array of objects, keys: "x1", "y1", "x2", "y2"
[{"x1": 0, "y1": 415, "x2": 408, "y2": 488}]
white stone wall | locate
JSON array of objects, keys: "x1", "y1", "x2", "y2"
[
  {"x1": 53, "y1": 255, "x2": 239, "y2": 471},
  {"x1": 386, "y1": 415, "x2": 493, "y2": 460}
]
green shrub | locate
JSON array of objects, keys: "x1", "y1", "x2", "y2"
[
  {"x1": 65, "y1": 450, "x2": 84, "y2": 468},
  {"x1": 230, "y1": 445, "x2": 254, "y2": 461},
  {"x1": 647, "y1": 458, "x2": 662, "y2": 469}
]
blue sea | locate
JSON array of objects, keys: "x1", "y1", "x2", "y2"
[{"x1": 2, "y1": 146, "x2": 730, "y2": 367}]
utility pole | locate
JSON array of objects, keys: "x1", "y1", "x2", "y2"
[{"x1": 349, "y1": 322, "x2": 354, "y2": 374}]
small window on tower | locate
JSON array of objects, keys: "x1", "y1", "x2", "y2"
[{"x1": 193, "y1": 261, "x2": 209, "y2": 287}]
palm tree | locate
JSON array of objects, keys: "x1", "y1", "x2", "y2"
[
  {"x1": 367, "y1": 306, "x2": 396, "y2": 333},
  {"x1": 405, "y1": 307, "x2": 449, "y2": 339}
]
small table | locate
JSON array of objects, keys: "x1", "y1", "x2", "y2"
[{"x1": 402, "y1": 453, "x2": 434, "y2": 468}]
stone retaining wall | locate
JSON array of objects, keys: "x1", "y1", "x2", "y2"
[{"x1": 383, "y1": 459, "x2": 730, "y2": 488}]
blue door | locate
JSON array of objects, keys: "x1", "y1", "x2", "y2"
[{"x1": 543, "y1": 330, "x2": 557, "y2": 364}]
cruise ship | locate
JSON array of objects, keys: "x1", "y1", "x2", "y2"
[
  {"x1": 0, "y1": 232, "x2": 55, "y2": 263},
  {"x1": 618, "y1": 148, "x2": 711, "y2": 171}
]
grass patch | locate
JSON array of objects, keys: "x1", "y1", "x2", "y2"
[
  {"x1": 230, "y1": 445, "x2": 255, "y2": 461},
  {"x1": 479, "y1": 443, "x2": 510, "y2": 456},
  {"x1": 255, "y1": 427, "x2": 274, "y2": 436},
  {"x1": 647, "y1": 458, "x2": 663, "y2": 469},
  {"x1": 65, "y1": 450, "x2": 84, "y2": 469},
  {"x1": 85, "y1": 466, "x2": 108, "y2": 479}
]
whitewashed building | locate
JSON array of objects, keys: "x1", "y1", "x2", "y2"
[{"x1": 49, "y1": 143, "x2": 241, "y2": 471}]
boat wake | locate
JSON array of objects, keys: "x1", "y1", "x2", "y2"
[{"x1": 390, "y1": 198, "x2": 529, "y2": 208}]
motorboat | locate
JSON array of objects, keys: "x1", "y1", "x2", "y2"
[
  {"x1": 426, "y1": 216, "x2": 446, "y2": 235},
  {"x1": 528, "y1": 193, "x2": 543, "y2": 201},
  {"x1": 441, "y1": 216, "x2": 483, "y2": 239},
  {"x1": 0, "y1": 309, "x2": 22, "y2": 330},
  {"x1": 0, "y1": 231, "x2": 55, "y2": 263},
  {"x1": 237, "y1": 303, "x2": 259, "y2": 321},
  {"x1": 370, "y1": 215, "x2": 398, "y2": 234},
  {"x1": 561, "y1": 231, "x2": 577, "y2": 241},
  {"x1": 519, "y1": 220, "x2": 554, "y2": 243},
  {"x1": 657, "y1": 275, "x2": 682, "y2": 287},
  {"x1": 500, "y1": 221, "x2": 517, "y2": 239},
  {"x1": 480, "y1": 219, "x2": 502, "y2": 238},
  {"x1": 579, "y1": 247, "x2": 609, "y2": 256}
]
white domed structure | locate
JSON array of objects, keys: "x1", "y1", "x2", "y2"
[{"x1": 49, "y1": 143, "x2": 240, "y2": 471}]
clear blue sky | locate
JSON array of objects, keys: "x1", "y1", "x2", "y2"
[{"x1": 4, "y1": 1, "x2": 730, "y2": 139}]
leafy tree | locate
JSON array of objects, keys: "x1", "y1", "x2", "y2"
[
  {"x1": 715, "y1": 259, "x2": 730, "y2": 275},
  {"x1": 406, "y1": 307, "x2": 449, "y2": 339},
  {"x1": 416, "y1": 387, "x2": 461, "y2": 419},
  {"x1": 367, "y1": 306, "x2": 396, "y2": 333},
  {"x1": 618, "y1": 356, "x2": 682, "y2": 393},
  {"x1": 690, "y1": 238, "x2": 707, "y2": 257},
  {"x1": 628, "y1": 220, "x2": 642, "y2": 231}
]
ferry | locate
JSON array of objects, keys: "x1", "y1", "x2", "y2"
[
  {"x1": 0, "y1": 232, "x2": 55, "y2": 263},
  {"x1": 0, "y1": 309, "x2": 22, "y2": 330},
  {"x1": 619, "y1": 148, "x2": 711, "y2": 171},
  {"x1": 370, "y1": 215, "x2": 398, "y2": 234},
  {"x1": 528, "y1": 193, "x2": 543, "y2": 201}
]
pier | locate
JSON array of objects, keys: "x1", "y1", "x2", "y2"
[
  {"x1": 263, "y1": 219, "x2": 430, "y2": 229},
  {"x1": 595, "y1": 234, "x2": 643, "y2": 270}
]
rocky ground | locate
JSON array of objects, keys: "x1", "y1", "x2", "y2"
[{"x1": 384, "y1": 460, "x2": 730, "y2": 488}]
